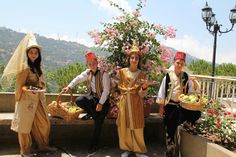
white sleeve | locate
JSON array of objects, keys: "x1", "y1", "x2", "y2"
[
  {"x1": 99, "y1": 72, "x2": 110, "y2": 104},
  {"x1": 67, "y1": 70, "x2": 89, "y2": 89},
  {"x1": 156, "y1": 76, "x2": 166, "y2": 104}
]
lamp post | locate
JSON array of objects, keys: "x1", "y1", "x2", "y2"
[{"x1": 201, "y1": 2, "x2": 236, "y2": 77}]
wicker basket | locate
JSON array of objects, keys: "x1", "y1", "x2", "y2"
[
  {"x1": 178, "y1": 95, "x2": 204, "y2": 111},
  {"x1": 178, "y1": 78, "x2": 206, "y2": 111},
  {"x1": 48, "y1": 91, "x2": 83, "y2": 121}
]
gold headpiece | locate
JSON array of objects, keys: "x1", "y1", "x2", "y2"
[{"x1": 129, "y1": 41, "x2": 141, "y2": 56}]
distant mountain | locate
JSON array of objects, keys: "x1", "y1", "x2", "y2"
[
  {"x1": 0, "y1": 26, "x2": 198, "y2": 70},
  {"x1": 0, "y1": 27, "x2": 93, "y2": 70}
]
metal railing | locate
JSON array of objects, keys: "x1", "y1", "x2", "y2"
[{"x1": 192, "y1": 74, "x2": 236, "y2": 111}]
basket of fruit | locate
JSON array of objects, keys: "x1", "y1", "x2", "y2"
[
  {"x1": 48, "y1": 91, "x2": 83, "y2": 121},
  {"x1": 178, "y1": 94, "x2": 207, "y2": 111}
]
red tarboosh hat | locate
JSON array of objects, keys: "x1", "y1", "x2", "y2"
[
  {"x1": 174, "y1": 51, "x2": 186, "y2": 61},
  {"x1": 85, "y1": 51, "x2": 97, "y2": 60}
]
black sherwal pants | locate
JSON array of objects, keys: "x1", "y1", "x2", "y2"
[
  {"x1": 75, "y1": 94, "x2": 110, "y2": 150},
  {"x1": 164, "y1": 103, "x2": 201, "y2": 142},
  {"x1": 164, "y1": 103, "x2": 201, "y2": 157}
]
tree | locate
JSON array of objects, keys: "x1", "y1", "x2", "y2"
[
  {"x1": 89, "y1": 0, "x2": 176, "y2": 96},
  {"x1": 216, "y1": 63, "x2": 236, "y2": 77},
  {"x1": 46, "y1": 62, "x2": 87, "y2": 93},
  {"x1": 188, "y1": 60, "x2": 236, "y2": 77},
  {"x1": 188, "y1": 60, "x2": 211, "y2": 75}
]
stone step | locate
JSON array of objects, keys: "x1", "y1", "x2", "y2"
[
  {"x1": 0, "y1": 140, "x2": 166, "y2": 157},
  {"x1": 0, "y1": 113, "x2": 164, "y2": 144}
]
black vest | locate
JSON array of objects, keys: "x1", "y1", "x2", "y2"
[{"x1": 164, "y1": 71, "x2": 189, "y2": 98}]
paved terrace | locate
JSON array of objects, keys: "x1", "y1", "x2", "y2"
[{"x1": 0, "y1": 92, "x2": 165, "y2": 157}]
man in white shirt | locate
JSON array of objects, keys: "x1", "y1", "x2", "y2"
[
  {"x1": 156, "y1": 51, "x2": 201, "y2": 157},
  {"x1": 62, "y1": 51, "x2": 110, "y2": 156}
]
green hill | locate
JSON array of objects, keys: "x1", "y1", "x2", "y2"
[
  {"x1": 0, "y1": 27, "x2": 101, "y2": 70},
  {"x1": 0, "y1": 26, "x2": 198, "y2": 71}
]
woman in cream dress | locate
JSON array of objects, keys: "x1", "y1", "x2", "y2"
[{"x1": 2, "y1": 33, "x2": 56, "y2": 157}]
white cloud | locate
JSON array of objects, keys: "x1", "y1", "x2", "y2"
[
  {"x1": 163, "y1": 35, "x2": 212, "y2": 61},
  {"x1": 163, "y1": 35, "x2": 236, "y2": 64},
  {"x1": 91, "y1": 0, "x2": 132, "y2": 15},
  {"x1": 217, "y1": 49, "x2": 236, "y2": 64}
]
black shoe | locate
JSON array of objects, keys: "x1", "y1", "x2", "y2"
[
  {"x1": 87, "y1": 146, "x2": 98, "y2": 156},
  {"x1": 39, "y1": 146, "x2": 57, "y2": 152},
  {"x1": 81, "y1": 114, "x2": 92, "y2": 120}
]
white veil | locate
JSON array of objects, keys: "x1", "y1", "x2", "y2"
[{"x1": 1, "y1": 32, "x2": 41, "y2": 88}]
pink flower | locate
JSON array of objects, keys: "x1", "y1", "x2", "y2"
[
  {"x1": 132, "y1": 11, "x2": 141, "y2": 17},
  {"x1": 164, "y1": 26, "x2": 176, "y2": 39},
  {"x1": 89, "y1": 30, "x2": 102, "y2": 44},
  {"x1": 147, "y1": 32, "x2": 155, "y2": 39},
  {"x1": 142, "y1": 46, "x2": 149, "y2": 54},
  {"x1": 216, "y1": 117, "x2": 221, "y2": 123},
  {"x1": 113, "y1": 16, "x2": 126, "y2": 22},
  {"x1": 160, "y1": 46, "x2": 174, "y2": 62}
]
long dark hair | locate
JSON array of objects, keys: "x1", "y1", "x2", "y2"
[{"x1": 27, "y1": 47, "x2": 42, "y2": 76}]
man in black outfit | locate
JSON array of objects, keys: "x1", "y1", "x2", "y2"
[
  {"x1": 62, "y1": 51, "x2": 110, "y2": 156},
  {"x1": 157, "y1": 51, "x2": 201, "y2": 157}
]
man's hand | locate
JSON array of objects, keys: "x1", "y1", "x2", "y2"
[
  {"x1": 159, "y1": 104, "x2": 164, "y2": 118},
  {"x1": 96, "y1": 103, "x2": 103, "y2": 112},
  {"x1": 190, "y1": 76, "x2": 200, "y2": 91},
  {"x1": 61, "y1": 87, "x2": 70, "y2": 93}
]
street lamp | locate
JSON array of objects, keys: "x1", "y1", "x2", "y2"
[{"x1": 201, "y1": 2, "x2": 236, "y2": 77}]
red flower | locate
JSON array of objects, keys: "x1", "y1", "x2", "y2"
[
  {"x1": 207, "y1": 109, "x2": 214, "y2": 115},
  {"x1": 216, "y1": 117, "x2": 221, "y2": 123},
  {"x1": 214, "y1": 111, "x2": 219, "y2": 115},
  {"x1": 233, "y1": 113, "x2": 236, "y2": 118},
  {"x1": 224, "y1": 111, "x2": 231, "y2": 115},
  {"x1": 215, "y1": 124, "x2": 221, "y2": 129}
]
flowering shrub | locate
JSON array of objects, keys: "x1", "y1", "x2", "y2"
[
  {"x1": 89, "y1": 0, "x2": 176, "y2": 96},
  {"x1": 197, "y1": 101, "x2": 236, "y2": 150}
]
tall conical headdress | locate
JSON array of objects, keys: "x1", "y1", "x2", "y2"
[
  {"x1": 1, "y1": 32, "x2": 41, "y2": 88},
  {"x1": 26, "y1": 34, "x2": 41, "y2": 52}
]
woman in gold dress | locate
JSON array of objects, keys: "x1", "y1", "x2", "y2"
[
  {"x1": 117, "y1": 43, "x2": 156, "y2": 157},
  {"x1": 2, "y1": 33, "x2": 56, "y2": 157}
]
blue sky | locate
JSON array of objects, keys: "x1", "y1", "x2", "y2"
[{"x1": 1, "y1": 0, "x2": 236, "y2": 64}]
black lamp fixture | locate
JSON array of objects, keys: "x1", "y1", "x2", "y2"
[{"x1": 201, "y1": 2, "x2": 236, "y2": 77}]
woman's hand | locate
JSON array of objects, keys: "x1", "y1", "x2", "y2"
[
  {"x1": 142, "y1": 80, "x2": 158, "y2": 90},
  {"x1": 22, "y1": 86, "x2": 34, "y2": 93}
]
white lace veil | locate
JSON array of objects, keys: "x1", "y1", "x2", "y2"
[{"x1": 1, "y1": 32, "x2": 41, "y2": 88}]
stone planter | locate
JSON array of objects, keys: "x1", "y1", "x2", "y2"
[{"x1": 179, "y1": 127, "x2": 236, "y2": 157}]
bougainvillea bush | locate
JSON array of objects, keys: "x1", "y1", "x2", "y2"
[{"x1": 89, "y1": 0, "x2": 175, "y2": 97}]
